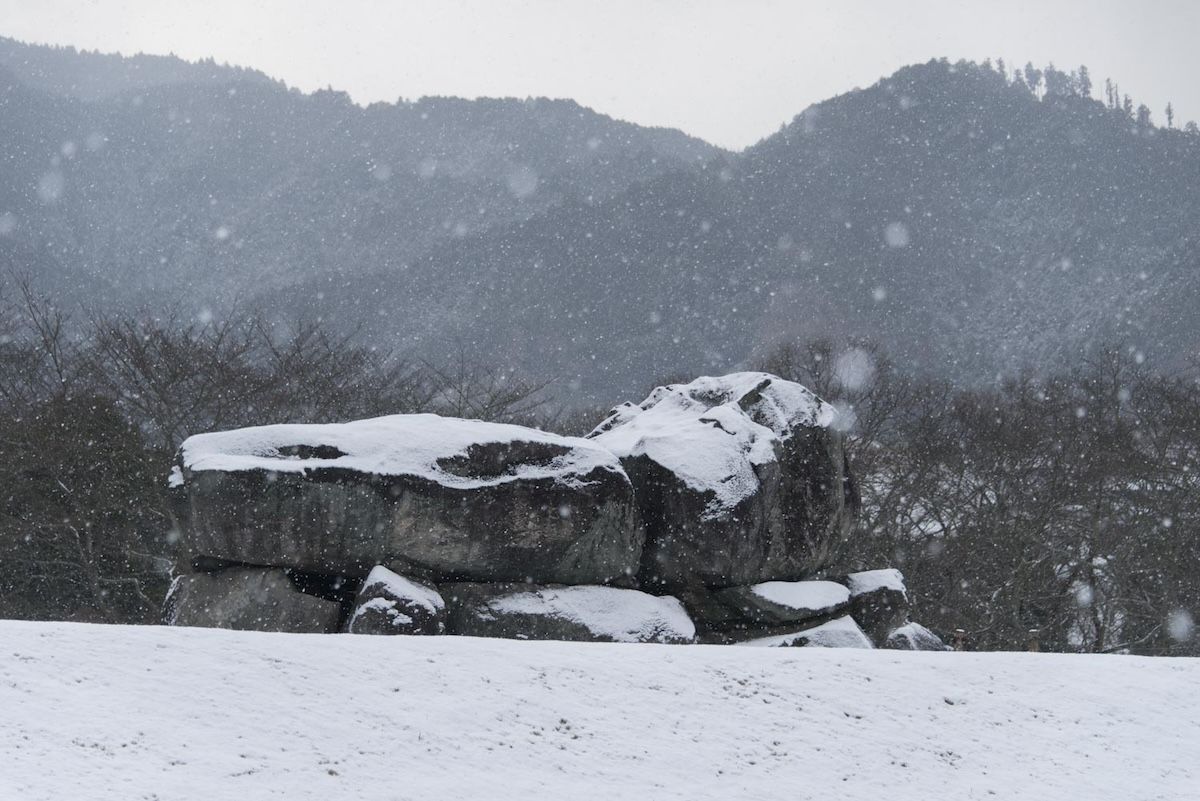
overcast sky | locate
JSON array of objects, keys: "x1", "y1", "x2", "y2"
[{"x1": 1, "y1": 0, "x2": 1196, "y2": 149}]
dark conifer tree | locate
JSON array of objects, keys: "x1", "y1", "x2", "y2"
[
  {"x1": 1076, "y1": 65, "x2": 1092, "y2": 97},
  {"x1": 1137, "y1": 104, "x2": 1152, "y2": 129},
  {"x1": 1023, "y1": 62, "x2": 1042, "y2": 96}
]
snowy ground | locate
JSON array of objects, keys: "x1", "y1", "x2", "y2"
[{"x1": 2, "y1": 621, "x2": 1196, "y2": 800}]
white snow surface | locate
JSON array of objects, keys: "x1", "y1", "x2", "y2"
[
  {"x1": 742, "y1": 615, "x2": 874, "y2": 649},
  {"x1": 845, "y1": 568, "x2": 908, "y2": 597},
  {"x1": 362, "y1": 566, "x2": 445, "y2": 613},
  {"x1": 589, "y1": 372, "x2": 835, "y2": 516},
  {"x1": 3, "y1": 621, "x2": 1196, "y2": 800},
  {"x1": 749, "y1": 579, "x2": 850, "y2": 612},
  {"x1": 487, "y1": 585, "x2": 696, "y2": 643},
  {"x1": 178, "y1": 413, "x2": 626, "y2": 489}
]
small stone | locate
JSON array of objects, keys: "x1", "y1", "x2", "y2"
[{"x1": 346, "y1": 566, "x2": 446, "y2": 635}]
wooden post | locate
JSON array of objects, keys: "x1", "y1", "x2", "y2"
[
  {"x1": 1026, "y1": 628, "x2": 1041, "y2": 652},
  {"x1": 952, "y1": 628, "x2": 967, "y2": 651}
]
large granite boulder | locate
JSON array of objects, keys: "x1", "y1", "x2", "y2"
[
  {"x1": 588, "y1": 373, "x2": 858, "y2": 589},
  {"x1": 164, "y1": 567, "x2": 341, "y2": 633},
  {"x1": 172, "y1": 414, "x2": 643, "y2": 584},
  {"x1": 443, "y1": 583, "x2": 695, "y2": 644},
  {"x1": 839, "y1": 569, "x2": 910, "y2": 645},
  {"x1": 346, "y1": 566, "x2": 446, "y2": 635}
]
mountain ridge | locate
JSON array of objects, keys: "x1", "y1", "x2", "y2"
[{"x1": 2, "y1": 40, "x2": 1197, "y2": 406}]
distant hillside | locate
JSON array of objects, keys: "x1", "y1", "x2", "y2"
[
  {"x1": 300, "y1": 59, "x2": 1200, "y2": 401},
  {"x1": 2, "y1": 40, "x2": 1199, "y2": 404},
  {"x1": 0, "y1": 38, "x2": 720, "y2": 307},
  {"x1": 0, "y1": 36, "x2": 280, "y2": 100}
]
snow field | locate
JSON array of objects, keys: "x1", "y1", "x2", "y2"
[{"x1": 1, "y1": 620, "x2": 1196, "y2": 800}]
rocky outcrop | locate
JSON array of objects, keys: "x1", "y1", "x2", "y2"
[
  {"x1": 160, "y1": 374, "x2": 946, "y2": 653},
  {"x1": 346, "y1": 566, "x2": 446, "y2": 635},
  {"x1": 173, "y1": 414, "x2": 643, "y2": 585},
  {"x1": 164, "y1": 567, "x2": 341, "y2": 633},
  {"x1": 443, "y1": 583, "x2": 695, "y2": 644},
  {"x1": 588, "y1": 373, "x2": 858, "y2": 589}
]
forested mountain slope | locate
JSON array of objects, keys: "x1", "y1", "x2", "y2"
[
  {"x1": 0, "y1": 38, "x2": 718, "y2": 308},
  {"x1": 3, "y1": 41, "x2": 1198, "y2": 404},
  {"x1": 306, "y1": 60, "x2": 1199, "y2": 402}
]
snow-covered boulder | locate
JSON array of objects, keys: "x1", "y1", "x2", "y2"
[
  {"x1": 173, "y1": 414, "x2": 644, "y2": 585},
  {"x1": 443, "y1": 583, "x2": 695, "y2": 644},
  {"x1": 588, "y1": 373, "x2": 858, "y2": 588},
  {"x1": 164, "y1": 567, "x2": 341, "y2": 633},
  {"x1": 715, "y1": 580, "x2": 851, "y2": 626},
  {"x1": 839, "y1": 569, "x2": 909, "y2": 645},
  {"x1": 740, "y1": 615, "x2": 874, "y2": 649},
  {"x1": 885, "y1": 622, "x2": 949, "y2": 651},
  {"x1": 346, "y1": 566, "x2": 446, "y2": 635}
]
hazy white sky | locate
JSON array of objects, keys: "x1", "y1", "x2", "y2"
[{"x1": 1, "y1": 0, "x2": 1196, "y2": 149}]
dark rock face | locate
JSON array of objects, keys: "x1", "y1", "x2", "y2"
[
  {"x1": 164, "y1": 568, "x2": 341, "y2": 633},
  {"x1": 589, "y1": 373, "x2": 858, "y2": 589},
  {"x1": 839, "y1": 570, "x2": 910, "y2": 646},
  {"x1": 181, "y1": 468, "x2": 641, "y2": 584},
  {"x1": 346, "y1": 566, "x2": 446, "y2": 635},
  {"x1": 885, "y1": 622, "x2": 949, "y2": 651},
  {"x1": 174, "y1": 416, "x2": 644, "y2": 585},
  {"x1": 674, "y1": 584, "x2": 750, "y2": 633},
  {"x1": 442, "y1": 582, "x2": 695, "y2": 644}
]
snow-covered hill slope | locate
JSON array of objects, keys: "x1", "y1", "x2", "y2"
[{"x1": 2, "y1": 621, "x2": 1196, "y2": 800}]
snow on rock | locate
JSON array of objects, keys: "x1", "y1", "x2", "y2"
[
  {"x1": 172, "y1": 413, "x2": 644, "y2": 584},
  {"x1": 845, "y1": 568, "x2": 907, "y2": 598},
  {"x1": 2, "y1": 620, "x2": 1197, "y2": 800},
  {"x1": 444, "y1": 583, "x2": 695, "y2": 644},
  {"x1": 741, "y1": 615, "x2": 874, "y2": 649},
  {"x1": 588, "y1": 372, "x2": 858, "y2": 587},
  {"x1": 589, "y1": 372, "x2": 834, "y2": 514},
  {"x1": 715, "y1": 580, "x2": 851, "y2": 626},
  {"x1": 750, "y1": 580, "x2": 850, "y2": 612},
  {"x1": 180, "y1": 413, "x2": 624, "y2": 489},
  {"x1": 885, "y1": 622, "x2": 949, "y2": 651},
  {"x1": 346, "y1": 566, "x2": 446, "y2": 636}
]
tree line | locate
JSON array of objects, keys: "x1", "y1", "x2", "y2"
[
  {"x1": 757, "y1": 339, "x2": 1200, "y2": 656},
  {"x1": 0, "y1": 278, "x2": 550, "y2": 623},
  {"x1": 975, "y1": 57, "x2": 1196, "y2": 133},
  {"x1": 2, "y1": 279, "x2": 1197, "y2": 655}
]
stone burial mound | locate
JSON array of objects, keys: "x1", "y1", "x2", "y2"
[{"x1": 164, "y1": 372, "x2": 946, "y2": 651}]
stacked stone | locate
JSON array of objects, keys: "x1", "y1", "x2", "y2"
[{"x1": 164, "y1": 374, "x2": 945, "y2": 651}]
